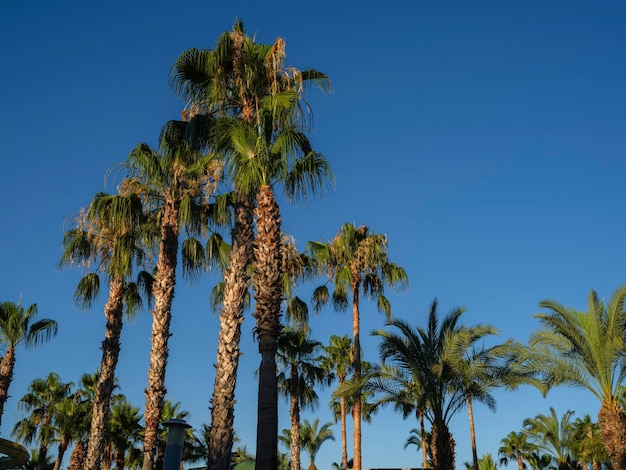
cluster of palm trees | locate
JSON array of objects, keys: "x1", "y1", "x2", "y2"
[{"x1": 3, "y1": 18, "x2": 626, "y2": 470}]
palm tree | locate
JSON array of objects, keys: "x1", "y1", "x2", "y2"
[
  {"x1": 526, "y1": 285, "x2": 626, "y2": 469},
  {"x1": 0, "y1": 300, "x2": 58, "y2": 427},
  {"x1": 572, "y1": 414, "x2": 609, "y2": 470},
  {"x1": 277, "y1": 328, "x2": 326, "y2": 470},
  {"x1": 522, "y1": 407, "x2": 577, "y2": 470},
  {"x1": 463, "y1": 453, "x2": 498, "y2": 470},
  {"x1": 51, "y1": 392, "x2": 87, "y2": 470},
  {"x1": 12, "y1": 373, "x2": 73, "y2": 470},
  {"x1": 321, "y1": 335, "x2": 353, "y2": 470},
  {"x1": 154, "y1": 399, "x2": 192, "y2": 470},
  {"x1": 59, "y1": 191, "x2": 150, "y2": 470},
  {"x1": 308, "y1": 223, "x2": 408, "y2": 470},
  {"x1": 370, "y1": 300, "x2": 477, "y2": 470},
  {"x1": 300, "y1": 419, "x2": 335, "y2": 470},
  {"x1": 404, "y1": 427, "x2": 431, "y2": 468},
  {"x1": 171, "y1": 21, "x2": 332, "y2": 470},
  {"x1": 113, "y1": 120, "x2": 220, "y2": 470},
  {"x1": 107, "y1": 399, "x2": 143, "y2": 470},
  {"x1": 498, "y1": 431, "x2": 533, "y2": 470}
]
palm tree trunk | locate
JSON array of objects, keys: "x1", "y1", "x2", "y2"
[
  {"x1": 351, "y1": 283, "x2": 362, "y2": 470},
  {"x1": 85, "y1": 279, "x2": 125, "y2": 470},
  {"x1": 419, "y1": 411, "x2": 428, "y2": 469},
  {"x1": 53, "y1": 435, "x2": 69, "y2": 470},
  {"x1": 209, "y1": 194, "x2": 254, "y2": 470},
  {"x1": 598, "y1": 399, "x2": 626, "y2": 470},
  {"x1": 253, "y1": 185, "x2": 283, "y2": 470},
  {"x1": 339, "y1": 389, "x2": 348, "y2": 470},
  {"x1": 466, "y1": 393, "x2": 478, "y2": 470},
  {"x1": 516, "y1": 453, "x2": 523, "y2": 470},
  {"x1": 290, "y1": 364, "x2": 301, "y2": 470},
  {"x1": 68, "y1": 440, "x2": 87, "y2": 469},
  {"x1": 0, "y1": 345, "x2": 16, "y2": 427},
  {"x1": 142, "y1": 202, "x2": 180, "y2": 470}
]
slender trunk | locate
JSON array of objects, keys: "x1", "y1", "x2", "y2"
[
  {"x1": 339, "y1": 376, "x2": 348, "y2": 470},
  {"x1": 53, "y1": 435, "x2": 69, "y2": 470},
  {"x1": 209, "y1": 194, "x2": 254, "y2": 470},
  {"x1": 115, "y1": 444, "x2": 127, "y2": 470},
  {"x1": 516, "y1": 453, "x2": 523, "y2": 470},
  {"x1": 290, "y1": 364, "x2": 301, "y2": 470},
  {"x1": 0, "y1": 346, "x2": 16, "y2": 427},
  {"x1": 419, "y1": 411, "x2": 428, "y2": 469},
  {"x1": 38, "y1": 414, "x2": 52, "y2": 470},
  {"x1": 598, "y1": 399, "x2": 626, "y2": 470},
  {"x1": 253, "y1": 185, "x2": 283, "y2": 470},
  {"x1": 85, "y1": 279, "x2": 125, "y2": 470},
  {"x1": 351, "y1": 282, "x2": 362, "y2": 470},
  {"x1": 142, "y1": 202, "x2": 180, "y2": 470},
  {"x1": 102, "y1": 442, "x2": 113, "y2": 470},
  {"x1": 466, "y1": 393, "x2": 478, "y2": 470}
]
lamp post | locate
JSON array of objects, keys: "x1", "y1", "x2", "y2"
[{"x1": 163, "y1": 418, "x2": 192, "y2": 470}]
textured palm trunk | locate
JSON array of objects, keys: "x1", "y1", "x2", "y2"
[
  {"x1": 351, "y1": 282, "x2": 362, "y2": 470},
  {"x1": 339, "y1": 377, "x2": 348, "y2": 470},
  {"x1": 102, "y1": 442, "x2": 113, "y2": 470},
  {"x1": 68, "y1": 440, "x2": 86, "y2": 469},
  {"x1": 0, "y1": 345, "x2": 16, "y2": 427},
  {"x1": 38, "y1": 413, "x2": 52, "y2": 470},
  {"x1": 516, "y1": 453, "x2": 523, "y2": 470},
  {"x1": 53, "y1": 435, "x2": 70, "y2": 470},
  {"x1": 253, "y1": 185, "x2": 283, "y2": 470},
  {"x1": 290, "y1": 364, "x2": 301, "y2": 470},
  {"x1": 598, "y1": 400, "x2": 626, "y2": 470},
  {"x1": 209, "y1": 194, "x2": 254, "y2": 470},
  {"x1": 419, "y1": 411, "x2": 428, "y2": 469},
  {"x1": 85, "y1": 279, "x2": 125, "y2": 470},
  {"x1": 465, "y1": 393, "x2": 478, "y2": 470},
  {"x1": 142, "y1": 201, "x2": 180, "y2": 470},
  {"x1": 430, "y1": 420, "x2": 455, "y2": 470}
]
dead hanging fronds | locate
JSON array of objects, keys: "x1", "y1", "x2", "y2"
[{"x1": 181, "y1": 102, "x2": 202, "y2": 122}]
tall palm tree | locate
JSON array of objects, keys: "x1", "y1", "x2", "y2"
[
  {"x1": 0, "y1": 300, "x2": 58, "y2": 427},
  {"x1": 300, "y1": 419, "x2": 335, "y2": 470},
  {"x1": 498, "y1": 431, "x2": 533, "y2": 470},
  {"x1": 59, "y1": 191, "x2": 150, "y2": 470},
  {"x1": 12, "y1": 373, "x2": 73, "y2": 470},
  {"x1": 526, "y1": 285, "x2": 626, "y2": 470},
  {"x1": 277, "y1": 328, "x2": 326, "y2": 470},
  {"x1": 522, "y1": 407, "x2": 577, "y2": 470},
  {"x1": 321, "y1": 335, "x2": 353, "y2": 470},
  {"x1": 113, "y1": 120, "x2": 220, "y2": 470},
  {"x1": 309, "y1": 223, "x2": 407, "y2": 470},
  {"x1": 171, "y1": 21, "x2": 332, "y2": 470}
]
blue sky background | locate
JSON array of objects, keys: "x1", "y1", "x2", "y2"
[{"x1": 1, "y1": 1, "x2": 625, "y2": 468}]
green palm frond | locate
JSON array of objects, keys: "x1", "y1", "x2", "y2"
[{"x1": 74, "y1": 273, "x2": 101, "y2": 311}]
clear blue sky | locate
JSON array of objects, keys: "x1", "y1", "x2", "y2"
[{"x1": 1, "y1": 1, "x2": 625, "y2": 468}]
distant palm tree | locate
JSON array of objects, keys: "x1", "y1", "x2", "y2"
[
  {"x1": 321, "y1": 335, "x2": 353, "y2": 470},
  {"x1": 571, "y1": 414, "x2": 609, "y2": 470},
  {"x1": 155, "y1": 399, "x2": 192, "y2": 470},
  {"x1": 523, "y1": 407, "x2": 577, "y2": 470},
  {"x1": 277, "y1": 328, "x2": 326, "y2": 470},
  {"x1": 13, "y1": 373, "x2": 73, "y2": 470},
  {"x1": 300, "y1": 419, "x2": 334, "y2": 470},
  {"x1": 107, "y1": 399, "x2": 143, "y2": 470},
  {"x1": 526, "y1": 286, "x2": 626, "y2": 469},
  {"x1": 0, "y1": 300, "x2": 58, "y2": 427},
  {"x1": 51, "y1": 393, "x2": 86, "y2": 470},
  {"x1": 498, "y1": 431, "x2": 533, "y2": 470},
  {"x1": 25, "y1": 448, "x2": 54, "y2": 470},
  {"x1": 404, "y1": 427, "x2": 431, "y2": 468},
  {"x1": 309, "y1": 222, "x2": 407, "y2": 470}
]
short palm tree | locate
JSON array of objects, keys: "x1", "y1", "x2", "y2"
[
  {"x1": 321, "y1": 335, "x2": 353, "y2": 470},
  {"x1": 107, "y1": 399, "x2": 143, "y2": 470},
  {"x1": 404, "y1": 427, "x2": 431, "y2": 468},
  {"x1": 59, "y1": 191, "x2": 150, "y2": 470},
  {"x1": 300, "y1": 419, "x2": 335, "y2": 470},
  {"x1": 12, "y1": 373, "x2": 73, "y2": 470},
  {"x1": 51, "y1": 393, "x2": 86, "y2": 470},
  {"x1": 572, "y1": 414, "x2": 609, "y2": 470},
  {"x1": 498, "y1": 431, "x2": 533, "y2": 470},
  {"x1": 526, "y1": 285, "x2": 626, "y2": 469},
  {"x1": 277, "y1": 328, "x2": 326, "y2": 470},
  {"x1": 0, "y1": 300, "x2": 58, "y2": 427},
  {"x1": 371, "y1": 300, "x2": 474, "y2": 470},
  {"x1": 309, "y1": 223, "x2": 407, "y2": 470},
  {"x1": 522, "y1": 407, "x2": 577, "y2": 470}
]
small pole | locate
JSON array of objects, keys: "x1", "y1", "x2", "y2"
[{"x1": 163, "y1": 418, "x2": 192, "y2": 470}]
